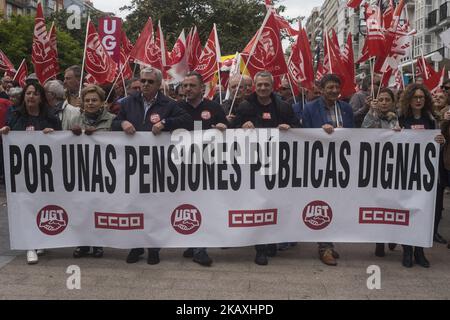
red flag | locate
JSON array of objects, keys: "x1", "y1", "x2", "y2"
[
  {"x1": 393, "y1": 67, "x2": 404, "y2": 90},
  {"x1": 119, "y1": 46, "x2": 133, "y2": 80},
  {"x1": 323, "y1": 31, "x2": 356, "y2": 98},
  {"x1": 168, "y1": 29, "x2": 189, "y2": 82},
  {"x1": 121, "y1": 31, "x2": 134, "y2": 56},
  {"x1": 129, "y1": 18, "x2": 159, "y2": 68},
  {"x1": 416, "y1": 56, "x2": 445, "y2": 93},
  {"x1": 0, "y1": 49, "x2": 15, "y2": 73},
  {"x1": 13, "y1": 59, "x2": 28, "y2": 87},
  {"x1": 347, "y1": 0, "x2": 363, "y2": 8},
  {"x1": 49, "y1": 22, "x2": 60, "y2": 75},
  {"x1": 194, "y1": 25, "x2": 221, "y2": 83},
  {"x1": 84, "y1": 20, "x2": 117, "y2": 84},
  {"x1": 342, "y1": 33, "x2": 356, "y2": 89},
  {"x1": 241, "y1": 11, "x2": 288, "y2": 78},
  {"x1": 265, "y1": 3, "x2": 299, "y2": 37},
  {"x1": 187, "y1": 26, "x2": 202, "y2": 71},
  {"x1": 383, "y1": 0, "x2": 394, "y2": 28},
  {"x1": 288, "y1": 27, "x2": 314, "y2": 91},
  {"x1": 316, "y1": 62, "x2": 325, "y2": 81},
  {"x1": 380, "y1": 66, "x2": 393, "y2": 88},
  {"x1": 363, "y1": 4, "x2": 386, "y2": 58},
  {"x1": 32, "y1": 2, "x2": 57, "y2": 84}
]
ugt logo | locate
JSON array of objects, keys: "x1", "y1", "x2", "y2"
[
  {"x1": 37, "y1": 205, "x2": 68, "y2": 236},
  {"x1": 171, "y1": 204, "x2": 202, "y2": 235},
  {"x1": 302, "y1": 200, "x2": 333, "y2": 230}
]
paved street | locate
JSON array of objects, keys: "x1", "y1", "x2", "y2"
[{"x1": 0, "y1": 185, "x2": 449, "y2": 300}]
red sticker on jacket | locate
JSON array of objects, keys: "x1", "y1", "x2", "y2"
[
  {"x1": 411, "y1": 125, "x2": 425, "y2": 130},
  {"x1": 150, "y1": 113, "x2": 161, "y2": 124},
  {"x1": 201, "y1": 111, "x2": 211, "y2": 120},
  {"x1": 262, "y1": 112, "x2": 272, "y2": 120}
]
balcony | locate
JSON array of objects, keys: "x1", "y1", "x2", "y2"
[
  {"x1": 5, "y1": 0, "x2": 28, "y2": 7},
  {"x1": 439, "y1": 1, "x2": 450, "y2": 26},
  {"x1": 427, "y1": 9, "x2": 438, "y2": 29}
]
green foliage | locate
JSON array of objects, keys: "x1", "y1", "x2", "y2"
[
  {"x1": 0, "y1": 13, "x2": 86, "y2": 78},
  {"x1": 121, "y1": 0, "x2": 285, "y2": 55}
]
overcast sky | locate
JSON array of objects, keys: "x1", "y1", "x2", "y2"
[{"x1": 93, "y1": 0, "x2": 325, "y2": 22}]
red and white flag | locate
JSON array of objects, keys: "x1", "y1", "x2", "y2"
[
  {"x1": 32, "y1": 2, "x2": 57, "y2": 84},
  {"x1": 121, "y1": 31, "x2": 134, "y2": 56},
  {"x1": 347, "y1": 0, "x2": 364, "y2": 8},
  {"x1": 130, "y1": 18, "x2": 160, "y2": 69},
  {"x1": 194, "y1": 24, "x2": 221, "y2": 83},
  {"x1": 393, "y1": 67, "x2": 404, "y2": 90},
  {"x1": 156, "y1": 21, "x2": 171, "y2": 78},
  {"x1": 287, "y1": 27, "x2": 314, "y2": 91},
  {"x1": 0, "y1": 49, "x2": 15, "y2": 73},
  {"x1": 265, "y1": 1, "x2": 299, "y2": 37},
  {"x1": 119, "y1": 46, "x2": 133, "y2": 80},
  {"x1": 13, "y1": 59, "x2": 28, "y2": 87},
  {"x1": 84, "y1": 20, "x2": 117, "y2": 84},
  {"x1": 416, "y1": 55, "x2": 445, "y2": 93},
  {"x1": 186, "y1": 26, "x2": 202, "y2": 71},
  {"x1": 241, "y1": 10, "x2": 288, "y2": 78},
  {"x1": 168, "y1": 29, "x2": 189, "y2": 82}
]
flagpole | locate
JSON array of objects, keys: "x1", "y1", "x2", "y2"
[
  {"x1": 12, "y1": 59, "x2": 25, "y2": 82},
  {"x1": 229, "y1": 10, "x2": 271, "y2": 116},
  {"x1": 79, "y1": 15, "x2": 90, "y2": 98},
  {"x1": 285, "y1": 74, "x2": 297, "y2": 105},
  {"x1": 105, "y1": 54, "x2": 131, "y2": 104},
  {"x1": 122, "y1": 74, "x2": 127, "y2": 97},
  {"x1": 369, "y1": 57, "x2": 375, "y2": 99},
  {"x1": 213, "y1": 24, "x2": 223, "y2": 105}
]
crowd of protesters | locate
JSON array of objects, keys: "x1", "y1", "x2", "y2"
[{"x1": 0, "y1": 65, "x2": 449, "y2": 269}]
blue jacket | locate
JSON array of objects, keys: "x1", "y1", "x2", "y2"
[
  {"x1": 302, "y1": 96, "x2": 354, "y2": 128},
  {"x1": 112, "y1": 91, "x2": 192, "y2": 132}
]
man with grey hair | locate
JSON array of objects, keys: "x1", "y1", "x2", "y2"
[
  {"x1": 112, "y1": 67, "x2": 192, "y2": 265},
  {"x1": 64, "y1": 65, "x2": 82, "y2": 108},
  {"x1": 234, "y1": 71, "x2": 299, "y2": 266},
  {"x1": 45, "y1": 80, "x2": 80, "y2": 130}
]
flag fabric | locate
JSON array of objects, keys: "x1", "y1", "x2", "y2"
[
  {"x1": 393, "y1": 67, "x2": 404, "y2": 90},
  {"x1": 187, "y1": 26, "x2": 202, "y2": 71},
  {"x1": 194, "y1": 25, "x2": 221, "y2": 83},
  {"x1": 121, "y1": 31, "x2": 134, "y2": 56},
  {"x1": 342, "y1": 32, "x2": 356, "y2": 91},
  {"x1": 265, "y1": 2, "x2": 299, "y2": 37},
  {"x1": 0, "y1": 49, "x2": 15, "y2": 73},
  {"x1": 156, "y1": 21, "x2": 171, "y2": 78},
  {"x1": 287, "y1": 27, "x2": 314, "y2": 91},
  {"x1": 241, "y1": 10, "x2": 288, "y2": 78},
  {"x1": 32, "y1": 2, "x2": 58, "y2": 84},
  {"x1": 84, "y1": 20, "x2": 117, "y2": 84},
  {"x1": 363, "y1": 4, "x2": 386, "y2": 58},
  {"x1": 416, "y1": 56, "x2": 445, "y2": 93},
  {"x1": 347, "y1": 0, "x2": 363, "y2": 8},
  {"x1": 13, "y1": 59, "x2": 28, "y2": 87},
  {"x1": 129, "y1": 18, "x2": 159, "y2": 68},
  {"x1": 168, "y1": 29, "x2": 189, "y2": 83},
  {"x1": 323, "y1": 31, "x2": 356, "y2": 98},
  {"x1": 119, "y1": 46, "x2": 133, "y2": 80}
]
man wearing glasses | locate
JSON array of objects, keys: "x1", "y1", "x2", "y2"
[
  {"x1": 442, "y1": 79, "x2": 450, "y2": 105},
  {"x1": 112, "y1": 67, "x2": 192, "y2": 265}
]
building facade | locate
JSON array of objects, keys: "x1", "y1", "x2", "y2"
[{"x1": 0, "y1": 0, "x2": 64, "y2": 19}]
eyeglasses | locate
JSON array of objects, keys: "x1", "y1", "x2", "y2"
[
  {"x1": 412, "y1": 96, "x2": 425, "y2": 101},
  {"x1": 140, "y1": 79, "x2": 156, "y2": 84},
  {"x1": 280, "y1": 87, "x2": 290, "y2": 91}
]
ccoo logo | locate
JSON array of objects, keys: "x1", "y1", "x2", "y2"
[
  {"x1": 302, "y1": 200, "x2": 333, "y2": 230},
  {"x1": 171, "y1": 204, "x2": 202, "y2": 235},
  {"x1": 37, "y1": 205, "x2": 68, "y2": 236}
]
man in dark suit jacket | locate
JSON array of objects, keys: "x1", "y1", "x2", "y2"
[
  {"x1": 112, "y1": 67, "x2": 192, "y2": 265},
  {"x1": 302, "y1": 74, "x2": 354, "y2": 266}
]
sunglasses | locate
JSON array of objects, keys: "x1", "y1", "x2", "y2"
[{"x1": 140, "y1": 79, "x2": 156, "y2": 84}]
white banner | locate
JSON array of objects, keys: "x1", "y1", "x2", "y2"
[{"x1": 3, "y1": 129, "x2": 439, "y2": 249}]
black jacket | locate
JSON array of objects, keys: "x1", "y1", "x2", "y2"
[
  {"x1": 7, "y1": 108, "x2": 61, "y2": 131},
  {"x1": 178, "y1": 99, "x2": 228, "y2": 130},
  {"x1": 112, "y1": 91, "x2": 192, "y2": 132},
  {"x1": 233, "y1": 93, "x2": 300, "y2": 129}
]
